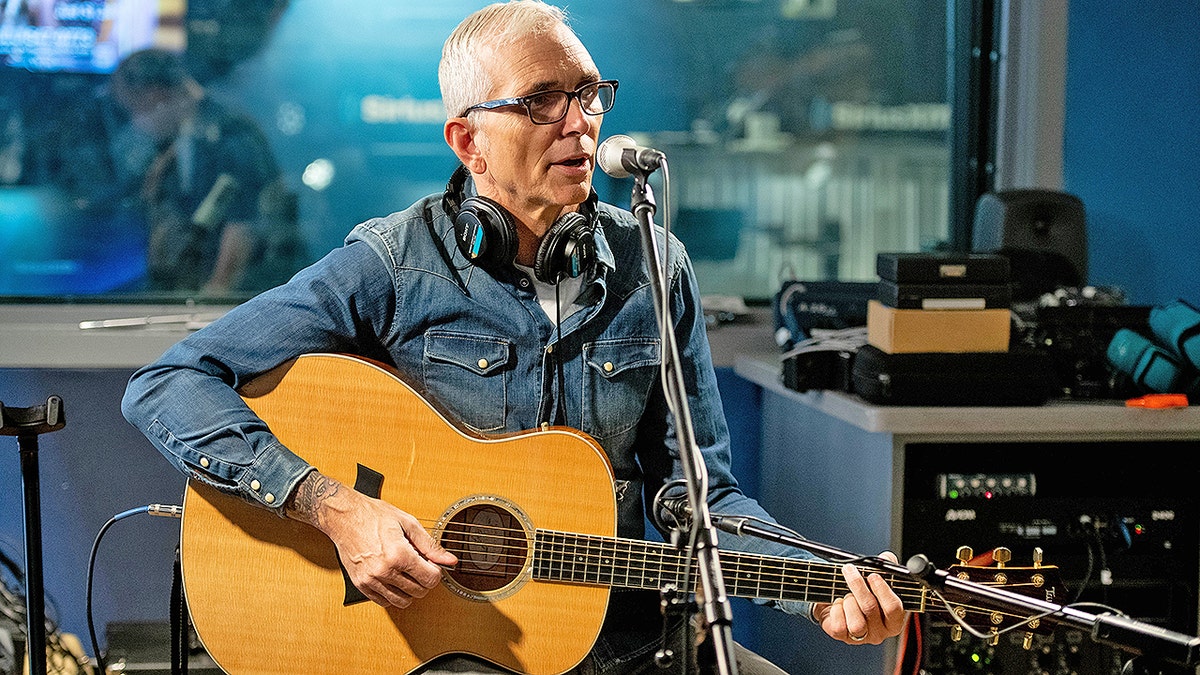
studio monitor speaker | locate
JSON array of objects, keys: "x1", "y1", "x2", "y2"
[{"x1": 972, "y1": 189, "x2": 1088, "y2": 301}]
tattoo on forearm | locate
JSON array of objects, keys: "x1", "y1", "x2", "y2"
[{"x1": 285, "y1": 472, "x2": 341, "y2": 526}]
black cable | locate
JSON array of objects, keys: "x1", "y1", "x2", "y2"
[
  {"x1": 0, "y1": 544, "x2": 23, "y2": 590},
  {"x1": 170, "y1": 549, "x2": 187, "y2": 675},
  {"x1": 86, "y1": 504, "x2": 182, "y2": 675},
  {"x1": 1073, "y1": 534, "x2": 1097, "y2": 604},
  {"x1": 553, "y1": 281, "x2": 566, "y2": 425},
  {"x1": 3, "y1": 531, "x2": 91, "y2": 674}
]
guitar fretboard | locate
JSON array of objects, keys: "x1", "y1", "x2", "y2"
[{"x1": 532, "y1": 529, "x2": 927, "y2": 609}]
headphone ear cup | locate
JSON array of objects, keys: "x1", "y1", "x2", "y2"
[
  {"x1": 535, "y1": 211, "x2": 597, "y2": 283},
  {"x1": 455, "y1": 195, "x2": 518, "y2": 269}
]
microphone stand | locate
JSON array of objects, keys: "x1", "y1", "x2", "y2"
[
  {"x1": 626, "y1": 170, "x2": 739, "y2": 675},
  {"x1": 1, "y1": 396, "x2": 67, "y2": 675},
  {"x1": 706, "y1": 515, "x2": 1200, "y2": 673}
]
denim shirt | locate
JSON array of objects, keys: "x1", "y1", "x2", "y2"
[{"x1": 122, "y1": 187, "x2": 814, "y2": 671}]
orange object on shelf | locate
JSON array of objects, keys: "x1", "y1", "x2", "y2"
[{"x1": 1125, "y1": 393, "x2": 1190, "y2": 408}]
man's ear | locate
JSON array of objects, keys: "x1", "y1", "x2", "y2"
[{"x1": 444, "y1": 118, "x2": 486, "y2": 174}]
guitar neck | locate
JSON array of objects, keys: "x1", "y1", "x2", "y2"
[{"x1": 533, "y1": 530, "x2": 927, "y2": 610}]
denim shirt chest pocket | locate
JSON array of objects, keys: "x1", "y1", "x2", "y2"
[
  {"x1": 423, "y1": 331, "x2": 511, "y2": 433},
  {"x1": 582, "y1": 338, "x2": 661, "y2": 441}
]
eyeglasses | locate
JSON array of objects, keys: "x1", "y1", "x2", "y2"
[{"x1": 461, "y1": 79, "x2": 619, "y2": 125}]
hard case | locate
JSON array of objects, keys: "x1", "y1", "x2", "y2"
[
  {"x1": 877, "y1": 279, "x2": 1012, "y2": 310},
  {"x1": 850, "y1": 344, "x2": 1055, "y2": 406},
  {"x1": 875, "y1": 252, "x2": 1010, "y2": 284}
]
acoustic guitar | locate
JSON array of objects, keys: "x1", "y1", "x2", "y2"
[{"x1": 179, "y1": 353, "x2": 1061, "y2": 674}]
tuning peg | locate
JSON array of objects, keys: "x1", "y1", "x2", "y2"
[
  {"x1": 988, "y1": 627, "x2": 1000, "y2": 646},
  {"x1": 1023, "y1": 631, "x2": 1034, "y2": 650},
  {"x1": 1032, "y1": 547, "x2": 1044, "y2": 568},
  {"x1": 950, "y1": 625, "x2": 963, "y2": 642},
  {"x1": 956, "y1": 545, "x2": 973, "y2": 564},
  {"x1": 993, "y1": 547, "x2": 1011, "y2": 567}
]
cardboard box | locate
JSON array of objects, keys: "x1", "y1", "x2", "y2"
[{"x1": 867, "y1": 300, "x2": 1011, "y2": 353}]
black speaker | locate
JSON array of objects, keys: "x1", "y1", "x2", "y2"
[{"x1": 972, "y1": 189, "x2": 1088, "y2": 301}]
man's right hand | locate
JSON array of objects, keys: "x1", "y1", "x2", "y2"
[{"x1": 283, "y1": 471, "x2": 458, "y2": 608}]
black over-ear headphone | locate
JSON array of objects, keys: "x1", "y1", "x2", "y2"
[{"x1": 441, "y1": 165, "x2": 599, "y2": 283}]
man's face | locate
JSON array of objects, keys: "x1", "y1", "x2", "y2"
[
  {"x1": 116, "y1": 85, "x2": 192, "y2": 142},
  {"x1": 470, "y1": 24, "x2": 603, "y2": 229}
]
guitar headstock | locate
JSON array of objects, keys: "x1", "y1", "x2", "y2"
[{"x1": 933, "y1": 545, "x2": 1068, "y2": 649}]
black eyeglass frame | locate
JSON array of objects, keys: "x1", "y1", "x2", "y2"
[{"x1": 460, "y1": 79, "x2": 619, "y2": 125}]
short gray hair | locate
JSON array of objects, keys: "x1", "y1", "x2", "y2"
[{"x1": 438, "y1": 1, "x2": 571, "y2": 119}]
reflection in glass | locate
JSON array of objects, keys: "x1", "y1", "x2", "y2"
[{"x1": 0, "y1": 0, "x2": 948, "y2": 303}]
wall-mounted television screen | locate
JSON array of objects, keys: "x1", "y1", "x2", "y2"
[{"x1": 0, "y1": 0, "x2": 184, "y2": 74}]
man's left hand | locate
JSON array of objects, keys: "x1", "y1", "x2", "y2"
[{"x1": 812, "y1": 551, "x2": 908, "y2": 645}]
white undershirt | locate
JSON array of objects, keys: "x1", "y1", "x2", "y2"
[{"x1": 515, "y1": 265, "x2": 585, "y2": 325}]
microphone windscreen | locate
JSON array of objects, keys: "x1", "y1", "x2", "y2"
[{"x1": 597, "y1": 134, "x2": 636, "y2": 179}]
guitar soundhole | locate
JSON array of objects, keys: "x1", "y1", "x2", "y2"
[{"x1": 441, "y1": 501, "x2": 530, "y2": 599}]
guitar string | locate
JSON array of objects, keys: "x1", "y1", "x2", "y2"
[
  {"x1": 433, "y1": 523, "x2": 1048, "y2": 622},
  {"x1": 437, "y1": 522, "x2": 917, "y2": 586},
  {"x1": 436, "y1": 523, "x2": 926, "y2": 594},
  {"x1": 436, "y1": 526, "x2": 869, "y2": 585},
  {"x1": 437, "y1": 539, "x2": 1041, "y2": 627},
  {"x1": 438, "y1": 542, "x2": 1046, "y2": 627},
  {"x1": 435, "y1": 526, "x2": 930, "y2": 605},
  {"x1": 438, "y1": 536, "x2": 1045, "y2": 625}
]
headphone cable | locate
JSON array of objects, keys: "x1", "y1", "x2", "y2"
[{"x1": 553, "y1": 282, "x2": 567, "y2": 425}]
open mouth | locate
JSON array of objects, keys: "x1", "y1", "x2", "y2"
[{"x1": 557, "y1": 157, "x2": 588, "y2": 168}]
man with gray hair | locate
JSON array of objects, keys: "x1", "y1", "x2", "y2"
[{"x1": 123, "y1": 2, "x2": 906, "y2": 673}]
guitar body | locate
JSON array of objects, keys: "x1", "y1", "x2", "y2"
[{"x1": 180, "y1": 353, "x2": 618, "y2": 675}]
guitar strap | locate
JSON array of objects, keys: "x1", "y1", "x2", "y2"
[{"x1": 170, "y1": 546, "x2": 188, "y2": 675}]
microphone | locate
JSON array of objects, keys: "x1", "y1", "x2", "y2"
[
  {"x1": 597, "y1": 134, "x2": 665, "y2": 178},
  {"x1": 658, "y1": 494, "x2": 750, "y2": 536},
  {"x1": 191, "y1": 172, "x2": 240, "y2": 231},
  {"x1": 659, "y1": 494, "x2": 692, "y2": 526}
]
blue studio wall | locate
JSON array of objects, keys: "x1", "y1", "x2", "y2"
[
  {"x1": 204, "y1": 0, "x2": 941, "y2": 260},
  {"x1": 1063, "y1": 1, "x2": 1200, "y2": 308}
]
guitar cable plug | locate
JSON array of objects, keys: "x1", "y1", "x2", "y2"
[{"x1": 86, "y1": 503, "x2": 184, "y2": 675}]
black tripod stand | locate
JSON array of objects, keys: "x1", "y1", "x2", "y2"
[{"x1": 1, "y1": 396, "x2": 66, "y2": 675}]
